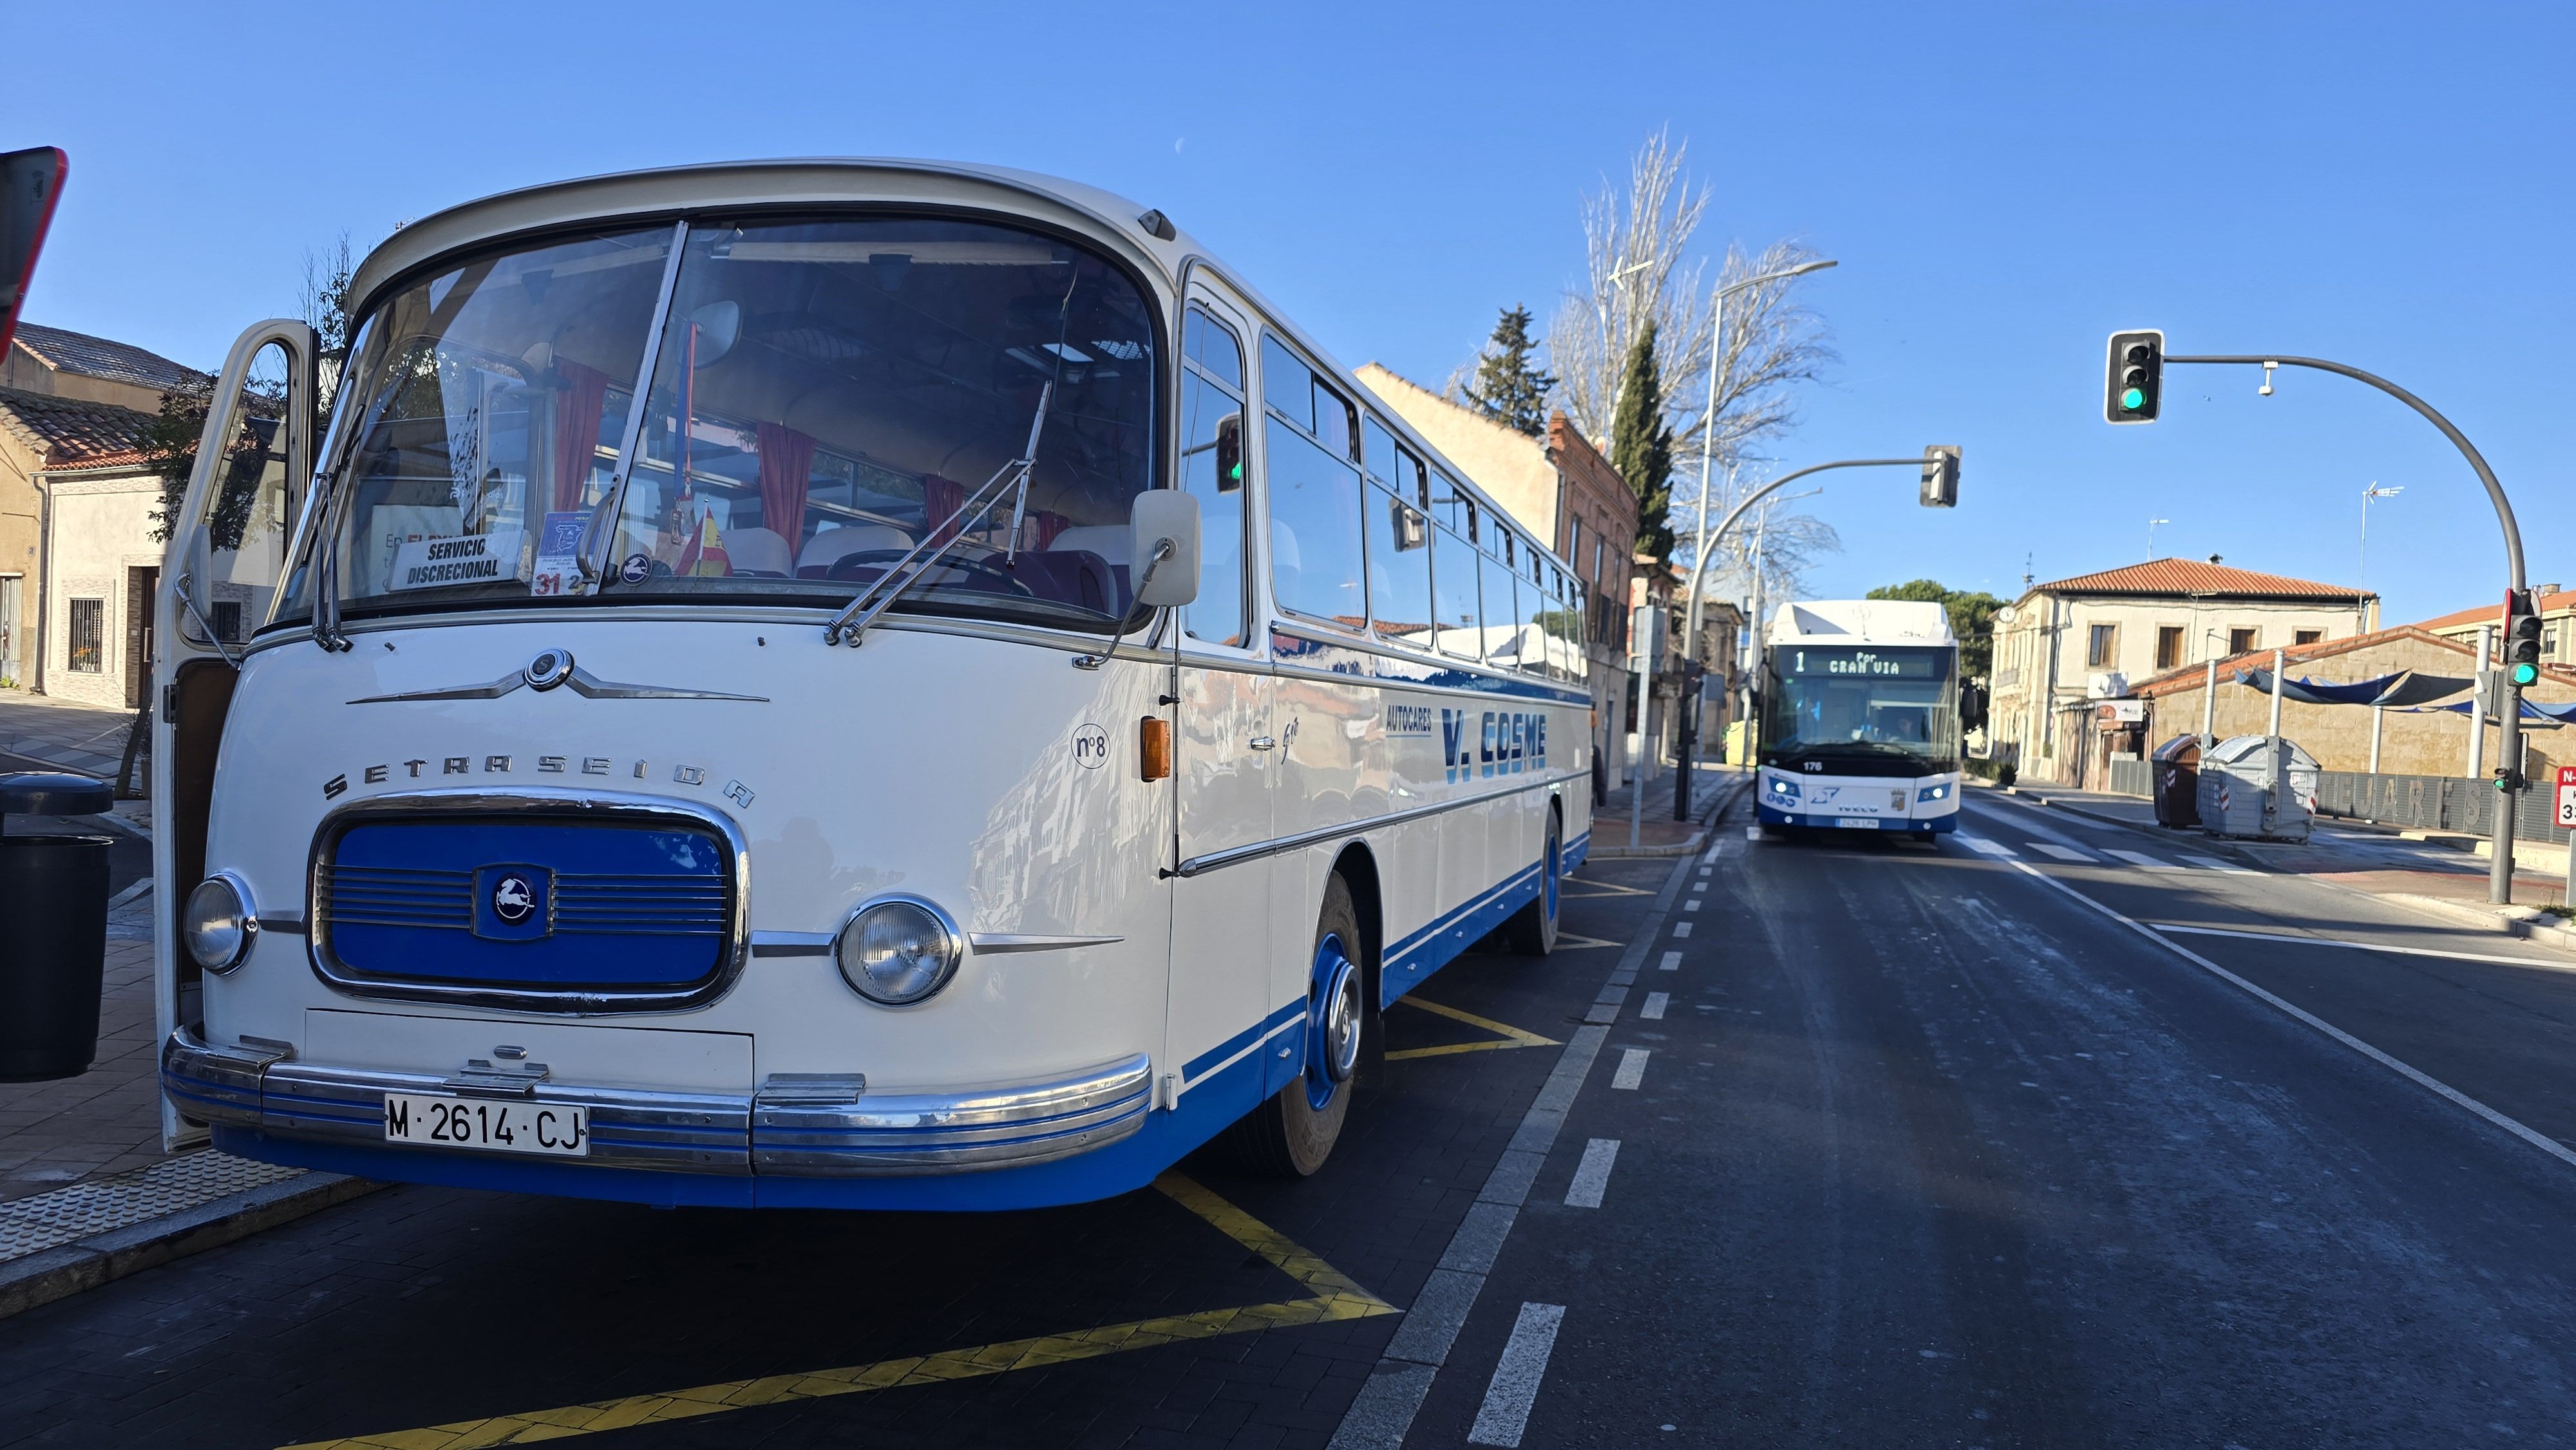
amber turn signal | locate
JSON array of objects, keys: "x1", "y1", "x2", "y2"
[{"x1": 1140, "y1": 716, "x2": 1172, "y2": 781}]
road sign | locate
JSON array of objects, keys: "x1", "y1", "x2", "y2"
[{"x1": 2557, "y1": 766, "x2": 2576, "y2": 830}]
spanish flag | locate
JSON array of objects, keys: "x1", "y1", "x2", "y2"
[{"x1": 674, "y1": 511, "x2": 730, "y2": 578}]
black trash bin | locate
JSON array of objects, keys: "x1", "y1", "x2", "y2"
[
  {"x1": 0, "y1": 772, "x2": 118, "y2": 1082},
  {"x1": 2150, "y1": 734, "x2": 2203, "y2": 830}
]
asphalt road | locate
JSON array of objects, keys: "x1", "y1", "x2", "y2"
[{"x1": 18, "y1": 786, "x2": 2576, "y2": 1447}]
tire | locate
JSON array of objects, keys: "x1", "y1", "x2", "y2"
[
  {"x1": 1500, "y1": 809, "x2": 1562, "y2": 956},
  {"x1": 1223, "y1": 875, "x2": 1365, "y2": 1178}
]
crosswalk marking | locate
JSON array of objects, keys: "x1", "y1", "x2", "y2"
[
  {"x1": 2031, "y1": 842, "x2": 2096, "y2": 862},
  {"x1": 2179, "y1": 854, "x2": 2255, "y2": 874},
  {"x1": 2103, "y1": 849, "x2": 2182, "y2": 871},
  {"x1": 1960, "y1": 836, "x2": 2016, "y2": 858}
]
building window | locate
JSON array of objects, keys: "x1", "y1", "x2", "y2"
[
  {"x1": 213, "y1": 601, "x2": 244, "y2": 643},
  {"x1": 69, "y1": 598, "x2": 104, "y2": 672},
  {"x1": 1566, "y1": 514, "x2": 1582, "y2": 576},
  {"x1": 2228, "y1": 626, "x2": 2257, "y2": 655},
  {"x1": 2293, "y1": 628, "x2": 2322, "y2": 646},
  {"x1": 2155, "y1": 626, "x2": 2184, "y2": 671},
  {"x1": 2087, "y1": 623, "x2": 2118, "y2": 669}
]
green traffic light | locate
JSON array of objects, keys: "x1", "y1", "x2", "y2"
[
  {"x1": 2512, "y1": 662, "x2": 2540, "y2": 686},
  {"x1": 2120, "y1": 387, "x2": 2144, "y2": 410}
]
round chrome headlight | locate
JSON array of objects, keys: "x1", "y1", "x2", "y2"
[
  {"x1": 835, "y1": 896, "x2": 961, "y2": 1006},
  {"x1": 183, "y1": 872, "x2": 258, "y2": 974}
]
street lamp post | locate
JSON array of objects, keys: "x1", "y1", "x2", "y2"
[
  {"x1": 1674, "y1": 258, "x2": 1837, "y2": 817},
  {"x1": 2360, "y1": 482, "x2": 2402, "y2": 591}
]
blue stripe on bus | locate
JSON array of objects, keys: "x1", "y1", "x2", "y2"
[
  {"x1": 1180, "y1": 997, "x2": 1309, "y2": 1084},
  {"x1": 1377, "y1": 860, "x2": 1546, "y2": 1009}
]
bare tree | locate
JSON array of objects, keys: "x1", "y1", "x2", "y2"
[{"x1": 1546, "y1": 128, "x2": 1712, "y2": 457}]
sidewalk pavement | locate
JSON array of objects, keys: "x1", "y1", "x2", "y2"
[
  {"x1": 0, "y1": 688, "x2": 153, "y2": 837},
  {"x1": 1999, "y1": 778, "x2": 2572, "y2": 917},
  {"x1": 1592, "y1": 760, "x2": 1745, "y2": 856}
]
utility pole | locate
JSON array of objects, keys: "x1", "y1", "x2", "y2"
[{"x1": 2468, "y1": 622, "x2": 2494, "y2": 780}]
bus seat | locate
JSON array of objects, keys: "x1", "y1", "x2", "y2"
[
  {"x1": 797, "y1": 524, "x2": 913, "y2": 578},
  {"x1": 727, "y1": 527, "x2": 791, "y2": 578},
  {"x1": 1010, "y1": 551, "x2": 1113, "y2": 612},
  {"x1": 1046, "y1": 525, "x2": 1131, "y2": 601}
]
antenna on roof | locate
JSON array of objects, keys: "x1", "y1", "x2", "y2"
[{"x1": 2022, "y1": 552, "x2": 2032, "y2": 591}]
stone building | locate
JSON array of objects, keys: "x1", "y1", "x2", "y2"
[
  {"x1": 2126, "y1": 625, "x2": 2575, "y2": 784},
  {"x1": 0, "y1": 324, "x2": 211, "y2": 701},
  {"x1": 1354, "y1": 364, "x2": 1643, "y2": 782},
  {"x1": 1988, "y1": 556, "x2": 2378, "y2": 784},
  {"x1": 2409, "y1": 586, "x2": 2576, "y2": 667}
]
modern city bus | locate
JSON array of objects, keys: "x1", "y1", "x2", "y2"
[
  {"x1": 1751, "y1": 598, "x2": 1963, "y2": 840},
  {"x1": 152, "y1": 160, "x2": 1595, "y2": 1210}
]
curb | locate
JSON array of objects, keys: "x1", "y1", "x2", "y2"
[
  {"x1": 2384, "y1": 894, "x2": 2576, "y2": 958},
  {"x1": 0, "y1": 1170, "x2": 382, "y2": 1323}
]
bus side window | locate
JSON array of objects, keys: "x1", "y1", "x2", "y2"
[
  {"x1": 1365, "y1": 478, "x2": 1432, "y2": 651},
  {"x1": 1181, "y1": 306, "x2": 1249, "y2": 646},
  {"x1": 1432, "y1": 524, "x2": 1480, "y2": 660},
  {"x1": 1481, "y1": 546, "x2": 1520, "y2": 671}
]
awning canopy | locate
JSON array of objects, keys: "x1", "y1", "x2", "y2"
[
  {"x1": 2231, "y1": 668, "x2": 2473, "y2": 708},
  {"x1": 2403, "y1": 695, "x2": 2576, "y2": 723}
]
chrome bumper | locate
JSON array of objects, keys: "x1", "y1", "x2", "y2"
[{"x1": 162, "y1": 1028, "x2": 1151, "y2": 1176}]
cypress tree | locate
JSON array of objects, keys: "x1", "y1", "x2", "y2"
[
  {"x1": 1461, "y1": 305, "x2": 1556, "y2": 438},
  {"x1": 1610, "y1": 321, "x2": 1676, "y2": 570}
]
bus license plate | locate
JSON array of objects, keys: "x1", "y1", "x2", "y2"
[
  {"x1": 1836, "y1": 818, "x2": 1876, "y2": 829},
  {"x1": 384, "y1": 1093, "x2": 589, "y2": 1157}
]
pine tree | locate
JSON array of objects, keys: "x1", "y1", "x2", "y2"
[
  {"x1": 1461, "y1": 305, "x2": 1556, "y2": 438},
  {"x1": 1610, "y1": 321, "x2": 1676, "y2": 570}
]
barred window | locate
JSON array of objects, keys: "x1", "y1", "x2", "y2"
[{"x1": 68, "y1": 598, "x2": 104, "y2": 672}]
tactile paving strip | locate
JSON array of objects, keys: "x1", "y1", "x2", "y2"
[{"x1": 0, "y1": 1151, "x2": 305, "y2": 1261}]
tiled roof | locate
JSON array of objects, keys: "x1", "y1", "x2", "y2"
[
  {"x1": 0, "y1": 386, "x2": 157, "y2": 468},
  {"x1": 2128, "y1": 623, "x2": 2576, "y2": 697},
  {"x1": 10, "y1": 323, "x2": 211, "y2": 394},
  {"x1": 2031, "y1": 557, "x2": 2371, "y2": 602},
  {"x1": 2405, "y1": 588, "x2": 2576, "y2": 634}
]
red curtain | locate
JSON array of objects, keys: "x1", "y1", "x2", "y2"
[
  {"x1": 550, "y1": 361, "x2": 613, "y2": 514},
  {"x1": 923, "y1": 474, "x2": 965, "y2": 548},
  {"x1": 1031, "y1": 509, "x2": 1072, "y2": 549},
  {"x1": 755, "y1": 422, "x2": 817, "y2": 547}
]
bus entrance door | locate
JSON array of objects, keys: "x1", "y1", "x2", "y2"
[{"x1": 1168, "y1": 654, "x2": 1275, "y2": 1122}]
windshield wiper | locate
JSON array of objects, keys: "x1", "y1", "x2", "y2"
[{"x1": 824, "y1": 381, "x2": 1053, "y2": 648}]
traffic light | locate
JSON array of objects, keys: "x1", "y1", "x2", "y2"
[
  {"x1": 2505, "y1": 588, "x2": 2544, "y2": 687},
  {"x1": 2104, "y1": 330, "x2": 2163, "y2": 424},
  {"x1": 1919, "y1": 444, "x2": 1960, "y2": 507}
]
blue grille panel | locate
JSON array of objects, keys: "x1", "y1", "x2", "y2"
[{"x1": 321, "y1": 820, "x2": 730, "y2": 990}]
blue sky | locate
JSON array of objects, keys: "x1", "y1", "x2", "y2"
[{"x1": 10, "y1": 1, "x2": 2569, "y2": 624}]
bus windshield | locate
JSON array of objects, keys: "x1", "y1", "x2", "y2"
[
  {"x1": 290, "y1": 214, "x2": 1159, "y2": 633},
  {"x1": 1763, "y1": 643, "x2": 1958, "y2": 771}
]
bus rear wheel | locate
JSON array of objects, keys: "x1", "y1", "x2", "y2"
[{"x1": 1225, "y1": 876, "x2": 1365, "y2": 1178}]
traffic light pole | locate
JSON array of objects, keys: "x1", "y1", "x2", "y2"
[
  {"x1": 2164, "y1": 352, "x2": 2529, "y2": 903},
  {"x1": 1673, "y1": 455, "x2": 1956, "y2": 820}
]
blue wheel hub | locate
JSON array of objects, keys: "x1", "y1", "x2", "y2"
[{"x1": 1305, "y1": 934, "x2": 1361, "y2": 1111}]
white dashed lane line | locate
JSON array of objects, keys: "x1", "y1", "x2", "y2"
[
  {"x1": 1611, "y1": 1048, "x2": 1651, "y2": 1089},
  {"x1": 1672, "y1": 921, "x2": 1692, "y2": 937},
  {"x1": 1565, "y1": 1138, "x2": 1620, "y2": 1208},
  {"x1": 1658, "y1": 951, "x2": 1681, "y2": 972},
  {"x1": 1466, "y1": 1303, "x2": 1567, "y2": 1448},
  {"x1": 1641, "y1": 992, "x2": 1669, "y2": 1020},
  {"x1": 2030, "y1": 842, "x2": 2096, "y2": 862},
  {"x1": 1960, "y1": 836, "x2": 2017, "y2": 858}
]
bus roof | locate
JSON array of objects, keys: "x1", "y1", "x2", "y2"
[{"x1": 1766, "y1": 599, "x2": 1955, "y2": 648}]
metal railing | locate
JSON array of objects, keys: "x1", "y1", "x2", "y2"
[{"x1": 2106, "y1": 757, "x2": 2154, "y2": 798}]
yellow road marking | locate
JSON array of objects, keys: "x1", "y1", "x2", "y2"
[
  {"x1": 1385, "y1": 996, "x2": 1563, "y2": 1060},
  {"x1": 1551, "y1": 930, "x2": 1622, "y2": 952},
  {"x1": 1563, "y1": 880, "x2": 1652, "y2": 899},
  {"x1": 278, "y1": 1174, "x2": 1392, "y2": 1450}
]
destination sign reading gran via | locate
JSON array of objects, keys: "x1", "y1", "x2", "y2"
[{"x1": 1783, "y1": 647, "x2": 1942, "y2": 678}]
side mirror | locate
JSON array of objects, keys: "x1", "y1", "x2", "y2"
[{"x1": 1131, "y1": 490, "x2": 1201, "y2": 608}]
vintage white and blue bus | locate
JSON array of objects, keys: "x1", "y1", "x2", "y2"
[
  {"x1": 151, "y1": 160, "x2": 1596, "y2": 1209},
  {"x1": 1751, "y1": 599, "x2": 1963, "y2": 840}
]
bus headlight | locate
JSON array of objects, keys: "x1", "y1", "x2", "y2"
[
  {"x1": 835, "y1": 896, "x2": 962, "y2": 1006},
  {"x1": 1917, "y1": 783, "x2": 1950, "y2": 803},
  {"x1": 1769, "y1": 777, "x2": 1801, "y2": 802},
  {"x1": 183, "y1": 872, "x2": 258, "y2": 974}
]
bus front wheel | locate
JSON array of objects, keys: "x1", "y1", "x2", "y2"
[{"x1": 1225, "y1": 876, "x2": 1365, "y2": 1178}]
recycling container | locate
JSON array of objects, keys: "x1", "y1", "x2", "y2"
[
  {"x1": 2152, "y1": 733, "x2": 2203, "y2": 829},
  {"x1": 0, "y1": 772, "x2": 117, "y2": 1082},
  {"x1": 2194, "y1": 736, "x2": 2321, "y2": 843}
]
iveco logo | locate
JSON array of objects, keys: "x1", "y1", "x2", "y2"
[{"x1": 492, "y1": 873, "x2": 539, "y2": 924}]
